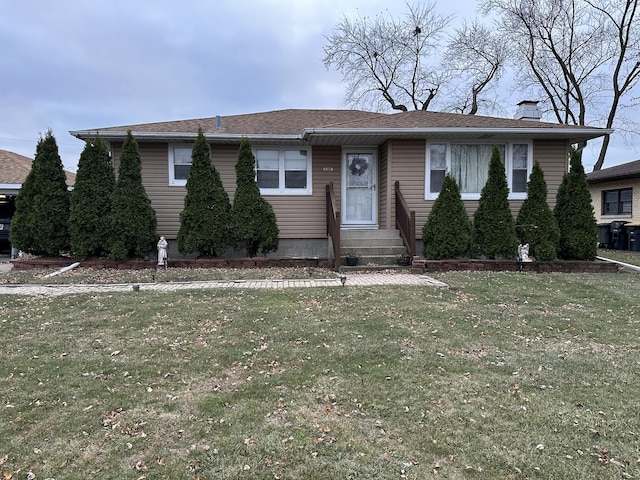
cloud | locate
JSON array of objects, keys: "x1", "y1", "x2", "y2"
[{"x1": 0, "y1": 0, "x2": 634, "y2": 172}]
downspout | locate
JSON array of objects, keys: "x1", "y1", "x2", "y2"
[{"x1": 596, "y1": 256, "x2": 640, "y2": 272}]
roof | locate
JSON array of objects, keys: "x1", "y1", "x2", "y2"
[
  {"x1": 586, "y1": 159, "x2": 640, "y2": 184},
  {"x1": 0, "y1": 149, "x2": 76, "y2": 187},
  {"x1": 70, "y1": 108, "x2": 612, "y2": 146}
]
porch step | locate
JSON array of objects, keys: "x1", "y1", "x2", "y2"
[
  {"x1": 339, "y1": 229, "x2": 410, "y2": 268},
  {"x1": 341, "y1": 229, "x2": 404, "y2": 240},
  {"x1": 340, "y1": 264, "x2": 412, "y2": 273}
]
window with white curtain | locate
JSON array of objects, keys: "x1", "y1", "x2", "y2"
[
  {"x1": 256, "y1": 148, "x2": 312, "y2": 195},
  {"x1": 426, "y1": 142, "x2": 531, "y2": 200}
]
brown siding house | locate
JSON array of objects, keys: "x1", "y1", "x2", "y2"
[{"x1": 70, "y1": 106, "x2": 610, "y2": 260}]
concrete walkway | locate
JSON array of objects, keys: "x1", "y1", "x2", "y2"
[{"x1": 0, "y1": 272, "x2": 449, "y2": 297}]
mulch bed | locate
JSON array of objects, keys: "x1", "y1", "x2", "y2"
[
  {"x1": 9, "y1": 256, "x2": 330, "y2": 270},
  {"x1": 412, "y1": 258, "x2": 619, "y2": 273},
  {"x1": 10, "y1": 256, "x2": 620, "y2": 273}
]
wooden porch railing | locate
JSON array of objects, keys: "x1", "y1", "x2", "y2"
[
  {"x1": 326, "y1": 182, "x2": 341, "y2": 271},
  {"x1": 395, "y1": 181, "x2": 416, "y2": 257}
]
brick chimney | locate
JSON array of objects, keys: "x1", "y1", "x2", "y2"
[{"x1": 514, "y1": 100, "x2": 542, "y2": 121}]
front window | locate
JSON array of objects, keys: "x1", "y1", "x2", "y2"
[
  {"x1": 169, "y1": 145, "x2": 192, "y2": 186},
  {"x1": 602, "y1": 188, "x2": 632, "y2": 215},
  {"x1": 426, "y1": 142, "x2": 530, "y2": 199},
  {"x1": 256, "y1": 148, "x2": 312, "y2": 195}
]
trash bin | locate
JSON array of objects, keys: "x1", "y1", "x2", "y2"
[
  {"x1": 610, "y1": 221, "x2": 629, "y2": 250},
  {"x1": 625, "y1": 223, "x2": 640, "y2": 251},
  {"x1": 597, "y1": 223, "x2": 611, "y2": 248}
]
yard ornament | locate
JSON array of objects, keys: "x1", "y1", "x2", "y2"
[
  {"x1": 518, "y1": 243, "x2": 532, "y2": 262},
  {"x1": 157, "y1": 236, "x2": 168, "y2": 267}
]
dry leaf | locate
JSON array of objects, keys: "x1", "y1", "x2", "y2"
[{"x1": 2, "y1": 472, "x2": 12, "y2": 480}]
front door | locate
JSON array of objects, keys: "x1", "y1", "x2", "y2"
[{"x1": 342, "y1": 150, "x2": 377, "y2": 226}]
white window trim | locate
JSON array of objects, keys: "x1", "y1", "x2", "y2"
[
  {"x1": 424, "y1": 141, "x2": 532, "y2": 201},
  {"x1": 254, "y1": 147, "x2": 313, "y2": 196},
  {"x1": 168, "y1": 144, "x2": 193, "y2": 186}
]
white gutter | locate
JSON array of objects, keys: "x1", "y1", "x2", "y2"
[
  {"x1": 69, "y1": 130, "x2": 303, "y2": 142},
  {"x1": 597, "y1": 256, "x2": 640, "y2": 272}
]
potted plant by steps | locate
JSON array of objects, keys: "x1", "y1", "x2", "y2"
[
  {"x1": 345, "y1": 252, "x2": 359, "y2": 266},
  {"x1": 396, "y1": 253, "x2": 412, "y2": 266}
]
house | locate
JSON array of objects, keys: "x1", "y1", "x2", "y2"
[
  {"x1": 587, "y1": 159, "x2": 640, "y2": 223},
  {"x1": 0, "y1": 149, "x2": 75, "y2": 252},
  {"x1": 70, "y1": 103, "x2": 610, "y2": 266},
  {"x1": 587, "y1": 160, "x2": 640, "y2": 250}
]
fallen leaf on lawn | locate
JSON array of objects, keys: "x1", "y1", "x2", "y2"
[
  {"x1": 0, "y1": 456, "x2": 6, "y2": 466},
  {"x1": 2, "y1": 472, "x2": 12, "y2": 480}
]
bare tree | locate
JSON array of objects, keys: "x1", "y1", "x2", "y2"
[
  {"x1": 442, "y1": 20, "x2": 510, "y2": 114},
  {"x1": 323, "y1": 2, "x2": 453, "y2": 112},
  {"x1": 483, "y1": 0, "x2": 640, "y2": 170}
]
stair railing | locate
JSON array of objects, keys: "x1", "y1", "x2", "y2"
[
  {"x1": 326, "y1": 182, "x2": 341, "y2": 270},
  {"x1": 395, "y1": 181, "x2": 416, "y2": 257}
]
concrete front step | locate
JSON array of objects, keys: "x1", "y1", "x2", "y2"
[
  {"x1": 341, "y1": 254, "x2": 409, "y2": 267},
  {"x1": 340, "y1": 264, "x2": 412, "y2": 273},
  {"x1": 341, "y1": 229, "x2": 403, "y2": 240},
  {"x1": 341, "y1": 246, "x2": 407, "y2": 257},
  {"x1": 339, "y1": 229, "x2": 409, "y2": 266},
  {"x1": 341, "y1": 237, "x2": 405, "y2": 247}
]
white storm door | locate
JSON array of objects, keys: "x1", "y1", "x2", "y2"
[{"x1": 342, "y1": 151, "x2": 377, "y2": 226}]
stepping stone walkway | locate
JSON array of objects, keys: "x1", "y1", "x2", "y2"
[{"x1": 0, "y1": 273, "x2": 448, "y2": 297}]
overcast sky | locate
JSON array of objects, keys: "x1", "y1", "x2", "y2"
[{"x1": 0, "y1": 0, "x2": 636, "y2": 173}]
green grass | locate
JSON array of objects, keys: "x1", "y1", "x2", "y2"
[{"x1": 1, "y1": 271, "x2": 639, "y2": 479}]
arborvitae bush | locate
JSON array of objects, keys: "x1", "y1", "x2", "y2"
[
  {"x1": 516, "y1": 161, "x2": 560, "y2": 260},
  {"x1": 473, "y1": 145, "x2": 518, "y2": 259},
  {"x1": 422, "y1": 174, "x2": 472, "y2": 259},
  {"x1": 109, "y1": 131, "x2": 157, "y2": 260},
  {"x1": 232, "y1": 139, "x2": 279, "y2": 257},
  {"x1": 10, "y1": 130, "x2": 70, "y2": 255},
  {"x1": 69, "y1": 137, "x2": 115, "y2": 258},
  {"x1": 178, "y1": 128, "x2": 233, "y2": 256},
  {"x1": 554, "y1": 149, "x2": 597, "y2": 260}
]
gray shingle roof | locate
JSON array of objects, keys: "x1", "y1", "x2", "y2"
[
  {"x1": 71, "y1": 108, "x2": 609, "y2": 139},
  {"x1": 586, "y1": 159, "x2": 640, "y2": 183}
]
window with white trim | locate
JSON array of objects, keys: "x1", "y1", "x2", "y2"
[
  {"x1": 255, "y1": 148, "x2": 312, "y2": 195},
  {"x1": 425, "y1": 142, "x2": 531, "y2": 200},
  {"x1": 168, "y1": 145, "x2": 193, "y2": 186}
]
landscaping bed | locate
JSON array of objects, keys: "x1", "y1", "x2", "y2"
[
  {"x1": 415, "y1": 258, "x2": 619, "y2": 273},
  {"x1": 9, "y1": 256, "x2": 621, "y2": 273},
  {"x1": 9, "y1": 256, "x2": 330, "y2": 270}
]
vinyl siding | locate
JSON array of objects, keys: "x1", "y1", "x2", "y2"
[
  {"x1": 386, "y1": 139, "x2": 570, "y2": 239},
  {"x1": 263, "y1": 146, "x2": 341, "y2": 238},
  {"x1": 114, "y1": 143, "x2": 341, "y2": 240},
  {"x1": 378, "y1": 142, "x2": 389, "y2": 229},
  {"x1": 532, "y1": 140, "x2": 570, "y2": 208},
  {"x1": 111, "y1": 138, "x2": 570, "y2": 241}
]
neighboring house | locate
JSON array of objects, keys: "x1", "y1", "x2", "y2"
[
  {"x1": 70, "y1": 103, "x2": 610, "y2": 263},
  {"x1": 587, "y1": 159, "x2": 640, "y2": 224},
  {"x1": 0, "y1": 149, "x2": 76, "y2": 251}
]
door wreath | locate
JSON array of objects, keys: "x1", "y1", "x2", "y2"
[{"x1": 349, "y1": 157, "x2": 369, "y2": 176}]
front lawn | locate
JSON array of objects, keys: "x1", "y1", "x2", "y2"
[{"x1": 1, "y1": 271, "x2": 638, "y2": 479}]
